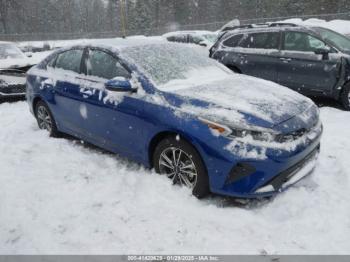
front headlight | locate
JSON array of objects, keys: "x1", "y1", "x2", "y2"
[
  {"x1": 199, "y1": 117, "x2": 276, "y2": 142},
  {"x1": 199, "y1": 117, "x2": 232, "y2": 137}
]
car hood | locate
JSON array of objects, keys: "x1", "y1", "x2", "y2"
[
  {"x1": 0, "y1": 58, "x2": 34, "y2": 70},
  {"x1": 163, "y1": 74, "x2": 315, "y2": 130}
]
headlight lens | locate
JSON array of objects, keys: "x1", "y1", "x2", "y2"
[
  {"x1": 229, "y1": 128, "x2": 275, "y2": 142},
  {"x1": 199, "y1": 117, "x2": 232, "y2": 137},
  {"x1": 200, "y1": 117, "x2": 276, "y2": 142}
]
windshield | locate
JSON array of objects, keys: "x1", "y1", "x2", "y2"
[
  {"x1": 314, "y1": 27, "x2": 350, "y2": 52},
  {"x1": 122, "y1": 43, "x2": 230, "y2": 88},
  {"x1": 202, "y1": 34, "x2": 218, "y2": 43},
  {"x1": 0, "y1": 44, "x2": 25, "y2": 59}
]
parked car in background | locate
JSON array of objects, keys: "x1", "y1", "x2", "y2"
[
  {"x1": 163, "y1": 31, "x2": 218, "y2": 47},
  {"x1": 27, "y1": 39, "x2": 322, "y2": 199},
  {"x1": 0, "y1": 42, "x2": 34, "y2": 100},
  {"x1": 210, "y1": 23, "x2": 350, "y2": 110}
]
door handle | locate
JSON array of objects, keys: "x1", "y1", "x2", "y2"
[
  {"x1": 80, "y1": 87, "x2": 94, "y2": 98},
  {"x1": 280, "y1": 57, "x2": 292, "y2": 62}
]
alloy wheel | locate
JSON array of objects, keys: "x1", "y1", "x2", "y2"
[
  {"x1": 159, "y1": 147, "x2": 198, "y2": 188},
  {"x1": 37, "y1": 105, "x2": 52, "y2": 133}
]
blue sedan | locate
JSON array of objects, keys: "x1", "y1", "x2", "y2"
[{"x1": 26, "y1": 39, "x2": 322, "y2": 199}]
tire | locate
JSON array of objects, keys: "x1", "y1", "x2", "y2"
[
  {"x1": 35, "y1": 100, "x2": 60, "y2": 137},
  {"x1": 340, "y1": 84, "x2": 350, "y2": 111},
  {"x1": 227, "y1": 65, "x2": 241, "y2": 74},
  {"x1": 153, "y1": 135, "x2": 210, "y2": 198}
]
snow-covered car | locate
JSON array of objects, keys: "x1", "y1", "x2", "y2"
[
  {"x1": 26, "y1": 40, "x2": 322, "y2": 199},
  {"x1": 210, "y1": 23, "x2": 350, "y2": 110},
  {"x1": 0, "y1": 42, "x2": 34, "y2": 99},
  {"x1": 163, "y1": 31, "x2": 218, "y2": 48}
]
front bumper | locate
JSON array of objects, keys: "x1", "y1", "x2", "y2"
[
  {"x1": 0, "y1": 84, "x2": 26, "y2": 97},
  {"x1": 206, "y1": 121, "x2": 322, "y2": 198},
  {"x1": 254, "y1": 145, "x2": 319, "y2": 196}
]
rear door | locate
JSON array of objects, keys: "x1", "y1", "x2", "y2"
[
  {"x1": 277, "y1": 31, "x2": 340, "y2": 95},
  {"x1": 50, "y1": 48, "x2": 87, "y2": 136},
  {"x1": 220, "y1": 31, "x2": 281, "y2": 82}
]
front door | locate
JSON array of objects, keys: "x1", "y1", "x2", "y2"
[
  {"x1": 277, "y1": 31, "x2": 340, "y2": 95},
  {"x1": 77, "y1": 48, "x2": 146, "y2": 160}
]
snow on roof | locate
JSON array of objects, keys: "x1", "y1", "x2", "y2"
[
  {"x1": 66, "y1": 35, "x2": 166, "y2": 51},
  {"x1": 162, "y1": 30, "x2": 217, "y2": 38}
]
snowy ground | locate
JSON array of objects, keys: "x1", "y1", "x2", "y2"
[{"x1": 0, "y1": 101, "x2": 349, "y2": 255}]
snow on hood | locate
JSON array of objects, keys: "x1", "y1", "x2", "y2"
[
  {"x1": 0, "y1": 58, "x2": 33, "y2": 69},
  {"x1": 162, "y1": 67, "x2": 314, "y2": 128}
]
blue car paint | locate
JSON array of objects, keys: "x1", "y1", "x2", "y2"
[{"x1": 26, "y1": 46, "x2": 321, "y2": 198}]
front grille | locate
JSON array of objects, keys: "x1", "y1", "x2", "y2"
[
  {"x1": 274, "y1": 120, "x2": 321, "y2": 143},
  {"x1": 275, "y1": 128, "x2": 308, "y2": 143},
  {"x1": 0, "y1": 84, "x2": 26, "y2": 95}
]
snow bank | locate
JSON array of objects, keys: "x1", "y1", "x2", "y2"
[{"x1": 0, "y1": 101, "x2": 349, "y2": 254}]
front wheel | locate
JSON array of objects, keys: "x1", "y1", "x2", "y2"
[
  {"x1": 340, "y1": 84, "x2": 350, "y2": 111},
  {"x1": 35, "y1": 100, "x2": 60, "y2": 137},
  {"x1": 153, "y1": 136, "x2": 210, "y2": 198}
]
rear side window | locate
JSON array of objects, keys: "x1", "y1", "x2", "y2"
[
  {"x1": 240, "y1": 32, "x2": 280, "y2": 49},
  {"x1": 223, "y1": 34, "x2": 243, "y2": 47},
  {"x1": 87, "y1": 49, "x2": 130, "y2": 80},
  {"x1": 167, "y1": 36, "x2": 176, "y2": 42},
  {"x1": 55, "y1": 49, "x2": 83, "y2": 73}
]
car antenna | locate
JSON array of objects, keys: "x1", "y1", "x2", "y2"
[{"x1": 120, "y1": 0, "x2": 127, "y2": 38}]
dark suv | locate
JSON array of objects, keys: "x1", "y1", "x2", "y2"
[{"x1": 210, "y1": 23, "x2": 350, "y2": 110}]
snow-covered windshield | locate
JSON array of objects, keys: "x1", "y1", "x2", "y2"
[
  {"x1": 0, "y1": 43, "x2": 25, "y2": 59},
  {"x1": 202, "y1": 34, "x2": 218, "y2": 43},
  {"x1": 122, "y1": 43, "x2": 231, "y2": 89},
  {"x1": 314, "y1": 27, "x2": 350, "y2": 52}
]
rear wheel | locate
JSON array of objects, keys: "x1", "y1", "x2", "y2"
[
  {"x1": 35, "y1": 100, "x2": 60, "y2": 137},
  {"x1": 153, "y1": 135, "x2": 210, "y2": 198},
  {"x1": 340, "y1": 84, "x2": 350, "y2": 111},
  {"x1": 227, "y1": 65, "x2": 241, "y2": 74}
]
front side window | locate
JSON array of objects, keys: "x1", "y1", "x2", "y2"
[
  {"x1": 55, "y1": 49, "x2": 83, "y2": 73},
  {"x1": 87, "y1": 50, "x2": 130, "y2": 80},
  {"x1": 240, "y1": 32, "x2": 280, "y2": 49},
  {"x1": 283, "y1": 32, "x2": 327, "y2": 52}
]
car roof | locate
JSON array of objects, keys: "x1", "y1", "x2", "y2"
[
  {"x1": 53, "y1": 36, "x2": 177, "y2": 54},
  {"x1": 221, "y1": 23, "x2": 318, "y2": 36}
]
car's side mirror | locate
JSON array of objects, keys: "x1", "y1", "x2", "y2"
[
  {"x1": 314, "y1": 47, "x2": 330, "y2": 60},
  {"x1": 199, "y1": 41, "x2": 208, "y2": 47},
  {"x1": 105, "y1": 78, "x2": 136, "y2": 92}
]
